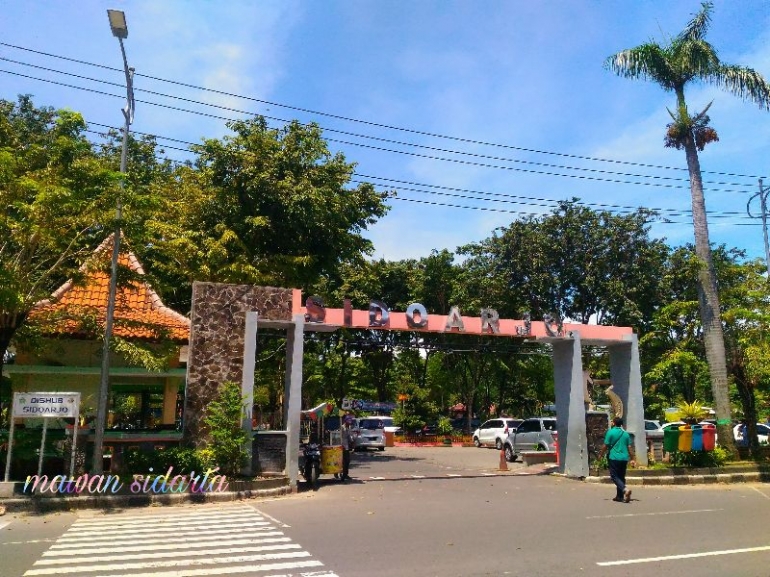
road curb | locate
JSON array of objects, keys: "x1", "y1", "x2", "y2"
[
  {"x1": 0, "y1": 477, "x2": 292, "y2": 513},
  {"x1": 583, "y1": 470, "x2": 770, "y2": 485}
]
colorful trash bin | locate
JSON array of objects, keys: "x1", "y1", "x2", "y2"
[
  {"x1": 701, "y1": 424, "x2": 716, "y2": 451},
  {"x1": 663, "y1": 427, "x2": 680, "y2": 453},
  {"x1": 690, "y1": 424, "x2": 704, "y2": 451},
  {"x1": 678, "y1": 425, "x2": 693, "y2": 452},
  {"x1": 384, "y1": 431, "x2": 395, "y2": 447}
]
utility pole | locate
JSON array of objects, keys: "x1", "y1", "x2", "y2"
[{"x1": 747, "y1": 178, "x2": 770, "y2": 278}]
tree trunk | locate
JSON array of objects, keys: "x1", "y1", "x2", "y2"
[{"x1": 682, "y1": 137, "x2": 737, "y2": 457}]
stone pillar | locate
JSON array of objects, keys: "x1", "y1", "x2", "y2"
[
  {"x1": 184, "y1": 283, "x2": 293, "y2": 447},
  {"x1": 552, "y1": 333, "x2": 589, "y2": 478},
  {"x1": 283, "y1": 314, "x2": 305, "y2": 488},
  {"x1": 609, "y1": 333, "x2": 647, "y2": 466}
]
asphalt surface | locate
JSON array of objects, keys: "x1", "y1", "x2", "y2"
[{"x1": 2, "y1": 446, "x2": 770, "y2": 577}]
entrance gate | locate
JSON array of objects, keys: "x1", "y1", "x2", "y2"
[{"x1": 183, "y1": 283, "x2": 645, "y2": 487}]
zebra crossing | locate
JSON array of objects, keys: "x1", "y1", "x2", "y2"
[{"x1": 23, "y1": 504, "x2": 339, "y2": 577}]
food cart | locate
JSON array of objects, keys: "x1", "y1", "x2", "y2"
[{"x1": 300, "y1": 402, "x2": 344, "y2": 483}]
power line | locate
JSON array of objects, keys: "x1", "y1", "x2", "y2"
[
  {"x1": 0, "y1": 67, "x2": 759, "y2": 196},
  {"x1": 1, "y1": 41, "x2": 767, "y2": 182},
  {"x1": 1, "y1": 56, "x2": 762, "y2": 191},
  {"x1": 82, "y1": 122, "x2": 754, "y2": 224}
]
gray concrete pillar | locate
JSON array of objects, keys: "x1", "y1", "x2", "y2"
[
  {"x1": 552, "y1": 333, "x2": 589, "y2": 478},
  {"x1": 240, "y1": 312, "x2": 258, "y2": 475},
  {"x1": 609, "y1": 333, "x2": 647, "y2": 466},
  {"x1": 283, "y1": 314, "x2": 305, "y2": 488}
]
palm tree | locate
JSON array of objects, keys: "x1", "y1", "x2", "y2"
[{"x1": 606, "y1": 1, "x2": 770, "y2": 456}]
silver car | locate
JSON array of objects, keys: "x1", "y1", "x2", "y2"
[
  {"x1": 503, "y1": 417, "x2": 558, "y2": 461},
  {"x1": 353, "y1": 417, "x2": 386, "y2": 451},
  {"x1": 472, "y1": 418, "x2": 522, "y2": 449}
]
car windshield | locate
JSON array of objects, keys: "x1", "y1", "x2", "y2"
[
  {"x1": 359, "y1": 419, "x2": 383, "y2": 430},
  {"x1": 543, "y1": 420, "x2": 557, "y2": 431}
]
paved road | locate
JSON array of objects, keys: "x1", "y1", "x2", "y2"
[{"x1": 2, "y1": 446, "x2": 770, "y2": 577}]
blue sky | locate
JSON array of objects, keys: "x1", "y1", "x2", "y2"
[{"x1": 2, "y1": 1, "x2": 770, "y2": 264}]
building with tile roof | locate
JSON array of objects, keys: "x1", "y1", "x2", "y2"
[{"x1": 5, "y1": 235, "x2": 190, "y2": 462}]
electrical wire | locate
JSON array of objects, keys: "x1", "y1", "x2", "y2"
[
  {"x1": 0, "y1": 56, "x2": 762, "y2": 191},
  {"x1": 2, "y1": 41, "x2": 767, "y2": 181},
  {"x1": 81, "y1": 123, "x2": 757, "y2": 225},
  {"x1": 3, "y1": 66, "x2": 761, "y2": 195}
]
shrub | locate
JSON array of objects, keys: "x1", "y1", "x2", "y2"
[
  {"x1": 203, "y1": 381, "x2": 248, "y2": 477},
  {"x1": 669, "y1": 447, "x2": 727, "y2": 468},
  {"x1": 121, "y1": 446, "x2": 215, "y2": 476},
  {"x1": 436, "y1": 417, "x2": 453, "y2": 436}
]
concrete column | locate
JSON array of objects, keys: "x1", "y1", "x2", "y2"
[
  {"x1": 552, "y1": 333, "x2": 589, "y2": 478},
  {"x1": 609, "y1": 333, "x2": 647, "y2": 466},
  {"x1": 162, "y1": 379, "x2": 177, "y2": 425},
  {"x1": 240, "y1": 312, "x2": 258, "y2": 475},
  {"x1": 283, "y1": 314, "x2": 305, "y2": 488}
]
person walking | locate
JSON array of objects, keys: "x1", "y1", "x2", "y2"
[
  {"x1": 340, "y1": 415, "x2": 356, "y2": 481},
  {"x1": 600, "y1": 417, "x2": 636, "y2": 503}
]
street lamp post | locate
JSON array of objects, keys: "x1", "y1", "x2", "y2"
[{"x1": 92, "y1": 9, "x2": 135, "y2": 473}]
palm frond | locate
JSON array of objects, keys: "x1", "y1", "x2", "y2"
[
  {"x1": 676, "y1": 1, "x2": 713, "y2": 43},
  {"x1": 707, "y1": 65, "x2": 770, "y2": 111},
  {"x1": 605, "y1": 43, "x2": 676, "y2": 90}
]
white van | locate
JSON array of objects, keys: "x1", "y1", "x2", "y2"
[{"x1": 353, "y1": 416, "x2": 387, "y2": 451}]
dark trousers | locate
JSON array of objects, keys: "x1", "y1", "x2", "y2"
[
  {"x1": 608, "y1": 459, "x2": 628, "y2": 499},
  {"x1": 342, "y1": 448, "x2": 351, "y2": 478}
]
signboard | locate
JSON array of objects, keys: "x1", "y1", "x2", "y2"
[{"x1": 12, "y1": 392, "x2": 81, "y2": 419}]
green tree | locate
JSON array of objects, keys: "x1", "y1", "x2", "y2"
[
  {"x1": 721, "y1": 259, "x2": 770, "y2": 457},
  {"x1": 0, "y1": 96, "x2": 118, "y2": 381},
  {"x1": 147, "y1": 117, "x2": 389, "y2": 305},
  {"x1": 458, "y1": 201, "x2": 668, "y2": 329},
  {"x1": 606, "y1": 1, "x2": 770, "y2": 454}
]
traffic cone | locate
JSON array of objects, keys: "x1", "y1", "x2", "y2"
[{"x1": 499, "y1": 448, "x2": 508, "y2": 471}]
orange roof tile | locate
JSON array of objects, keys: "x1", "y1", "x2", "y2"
[{"x1": 32, "y1": 234, "x2": 190, "y2": 342}]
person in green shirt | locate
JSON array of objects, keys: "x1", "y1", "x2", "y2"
[{"x1": 600, "y1": 417, "x2": 636, "y2": 503}]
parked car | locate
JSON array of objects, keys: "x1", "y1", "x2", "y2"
[
  {"x1": 503, "y1": 417, "x2": 558, "y2": 461},
  {"x1": 472, "y1": 418, "x2": 522, "y2": 449},
  {"x1": 377, "y1": 416, "x2": 402, "y2": 434},
  {"x1": 645, "y1": 419, "x2": 664, "y2": 441},
  {"x1": 734, "y1": 423, "x2": 770, "y2": 445},
  {"x1": 353, "y1": 417, "x2": 386, "y2": 451},
  {"x1": 451, "y1": 417, "x2": 481, "y2": 433}
]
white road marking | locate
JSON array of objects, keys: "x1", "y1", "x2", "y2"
[
  {"x1": 50, "y1": 560, "x2": 325, "y2": 577},
  {"x1": 46, "y1": 535, "x2": 288, "y2": 554},
  {"x1": 76, "y1": 506, "x2": 254, "y2": 523},
  {"x1": 251, "y1": 507, "x2": 291, "y2": 528},
  {"x1": 481, "y1": 473, "x2": 496, "y2": 476},
  {"x1": 587, "y1": 508, "x2": 722, "y2": 520},
  {"x1": 0, "y1": 522, "x2": 11, "y2": 530},
  {"x1": 51, "y1": 528, "x2": 284, "y2": 548},
  {"x1": 56, "y1": 522, "x2": 272, "y2": 540},
  {"x1": 25, "y1": 550, "x2": 312, "y2": 575},
  {"x1": 750, "y1": 486, "x2": 770, "y2": 500},
  {"x1": 73, "y1": 512, "x2": 259, "y2": 528},
  {"x1": 446, "y1": 474, "x2": 462, "y2": 477},
  {"x1": 369, "y1": 476, "x2": 385, "y2": 480},
  {"x1": 598, "y1": 544, "x2": 770, "y2": 566},
  {"x1": 36, "y1": 543, "x2": 301, "y2": 564},
  {"x1": 410, "y1": 475, "x2": 425, "y2": 478}
]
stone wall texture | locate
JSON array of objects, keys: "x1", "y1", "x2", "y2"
[{"x1": 183, "y1": 283, "x2": 294, "y2": 446}]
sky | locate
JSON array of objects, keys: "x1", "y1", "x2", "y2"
[{"x1": 2, "y1": 0, "x2": 770, "y2": 266}]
